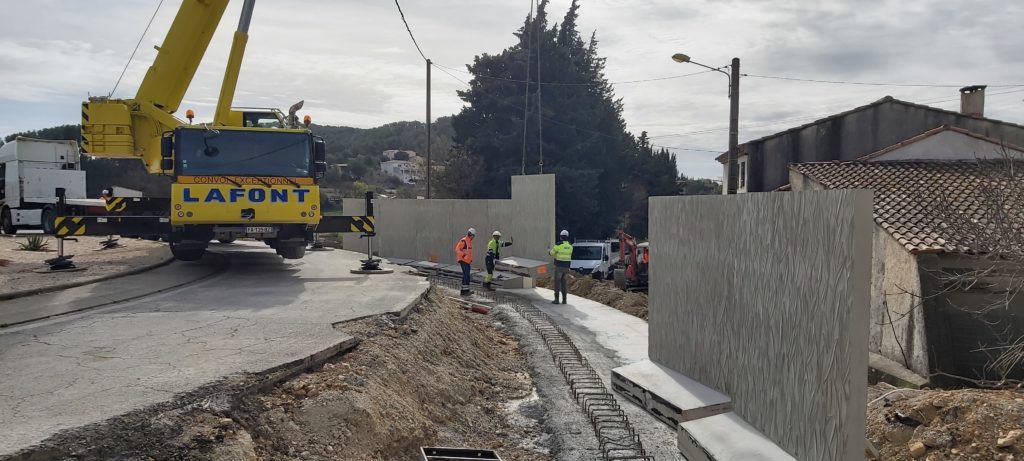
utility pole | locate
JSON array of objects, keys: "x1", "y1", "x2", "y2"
[
  {"x1": 727, "y1": 57, "x2": 740, "y2": 195},
  {"x1": 426, "y1": 59, "x2": 432, "y2": 199}
]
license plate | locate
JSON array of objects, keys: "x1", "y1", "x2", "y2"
[{"x1": 245, "y1": 226, "x2": 275, "y2": 234}]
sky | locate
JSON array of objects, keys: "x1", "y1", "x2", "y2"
[{"x1": 1, "y1": 0, "x2": 1022, "y2": 179}]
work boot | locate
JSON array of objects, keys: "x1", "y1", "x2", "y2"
[
  {"x1": 461, "y1": 289, "x2": 471, "y2": 297},
  {"x1": 484, "y1": 282, "x2": 493, "y2": 291},
  {"x1": 561, "y1": 295, "x2": 567, "y2": 304},
  {"x1": 551, "y1": 298, "x2": 560, "y2": 304}
]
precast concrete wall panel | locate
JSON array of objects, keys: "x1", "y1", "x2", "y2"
[
  {"x1": 341, "y1": 175, "x2": 554, "y2": 267},
  {"x1": 648, "y1": 190, "x2": 872, "y2": 460}
]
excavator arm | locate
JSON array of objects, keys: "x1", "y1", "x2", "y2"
[{"x1": 81, "y1": 0, "x2": 256, "y2": 173}]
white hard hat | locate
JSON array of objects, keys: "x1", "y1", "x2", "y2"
[
  {"x1": 493, "y1": 230, "x2": 502, "y2": 237},
  {"x1": 560, "y1": 229, "x2": 569, "y2": 237},
  {"x1": 468, "y1": 228, "x2": 477, "y2": 236}
]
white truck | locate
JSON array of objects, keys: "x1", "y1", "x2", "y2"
[
  {"x1": 0, "y1": 137, "x2": 101, "y2": 234},
  {"x1": 570, "y1": 239, "x2": 621, "y2": 280}
]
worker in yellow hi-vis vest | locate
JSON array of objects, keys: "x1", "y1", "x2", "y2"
[
  {"x1": 549, "y1": 229, "x2": 573, "y2": 304},
  {"x1": 484, "y1": 230, "x2": 513, "y2": 291}
]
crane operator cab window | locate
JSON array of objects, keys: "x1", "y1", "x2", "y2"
[
  {"x1": 242, "y1": 112, "x2": 284, "y2": 129},
  {"x1": 175, "y1": 128, "x2": 312, "y2": 178}
]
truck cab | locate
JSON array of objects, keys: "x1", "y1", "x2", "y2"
[
  {"x1": 159, "y1": 125, "x2": 327, "y2": 260},
  {"x1": 571, "y1": 239, "x2": 620, "y2": 280},
  {"x1": 0, "y1": 137, "x2": 98, "y2": 234}
]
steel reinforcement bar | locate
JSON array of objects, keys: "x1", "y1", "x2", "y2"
[{"x1": 430, "y1": 276, "x2": 654, "y2": 461}]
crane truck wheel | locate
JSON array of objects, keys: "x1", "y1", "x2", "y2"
[
  {"x1": 217, "y1": 238, "x2": 236, "y2": 244},
  {"x1": 276, "y1": 244, "x2": 306, "y2": 260},
  {"x1": 1, "y1": 208, "x2": 17, "y2": 235},
  {"x1": 170, "y1": 243, "x2": 207, "y2": 261}
]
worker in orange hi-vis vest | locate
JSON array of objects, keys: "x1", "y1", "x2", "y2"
[{"x1": 455, "y1": 228, "x2": 476, "y2": 296}]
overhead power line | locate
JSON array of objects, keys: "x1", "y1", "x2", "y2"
[
  {"x1": 742, "y1": 73, "x2": 1024, "y2": 88},
  {"x1": 394, "y1": 0, "x2": 427, "y2": 61},
  {"x1": 433, "y1": 66, "x2": 718, "y2": 155},
  {"x1": 110, "y1": 0, "x2": 164, "y2": 97},
  {"x1": 433, "y1": 62, "x2": 715, "y2": 87}
]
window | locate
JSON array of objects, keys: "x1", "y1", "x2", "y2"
[
  {"x1": 739, "y1": 161, "x2": 746, "y2": 188},
  {"x1": 572, "y1": 246, "x2": 603, "y2": 261},
  {"x1": 176, "y1": 129, "x2": 312, "y2": 177}
]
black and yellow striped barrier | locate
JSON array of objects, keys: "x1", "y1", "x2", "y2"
[
  {"x1": 54, "y1": 217, "x2": 87, "y2": 237},
  {"x1": 316, "y1": 215, "x2": 376, "y2": 234},
  {"x1": 105, "y1": 197, "x2": 128, "y2": 213}
]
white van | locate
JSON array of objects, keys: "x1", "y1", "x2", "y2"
[{"x1": 570, "y1": 239, "x2": 621, "y2": 280}]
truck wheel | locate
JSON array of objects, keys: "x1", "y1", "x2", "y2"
[
  {"x1": 41, "y1": 206, "x2": 56, "y2": 235},
  {"x1": 170, "y1": 243, "x2": 206, "y2": 261},
  {"x1": 592, "y1": 271, "x2": 604, "y2": 280},
  {"x1": 1, "y1": 208, "x2": 16, "y2": 235},
  {"x1": 276, "y1": 244, "x2": 306, "y2": 260},
  {"x1": 217, "y1": 238, "x2": 236, "y2": 244}
]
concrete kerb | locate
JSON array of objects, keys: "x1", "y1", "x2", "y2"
[
  {"x1": 0, "y1": 254, "x2": 228, "y2": 328},
  {"x1": 0, "y1": 252, "x2": 175, "y2": 302}
]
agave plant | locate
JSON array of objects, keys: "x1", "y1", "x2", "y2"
[{"x1": 18, "y1": 235, "x2": 50, "y2": 252}]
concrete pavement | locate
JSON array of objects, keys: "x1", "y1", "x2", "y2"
[
  {"x1": 0, "y1": 242, "x2": 428, "y2": 456},
  {"x1": 0, "y1": 254, "x2": 225, "y2": 327}
]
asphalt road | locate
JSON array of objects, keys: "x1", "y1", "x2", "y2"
[{"x1": 0, "y1": 242, "x2": 427, "y2": 456}]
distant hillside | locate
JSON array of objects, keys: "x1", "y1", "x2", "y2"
[{"x1": 311, "y1": 117, "x2": 454, "y2": 180}]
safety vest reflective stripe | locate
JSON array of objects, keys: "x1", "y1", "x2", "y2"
[
  {"x1": 550, "y1": 242, "x2": 573, "y2": 261},
  {"x1": 455, "y1": 237, "x2": 473, "y2": 263}
]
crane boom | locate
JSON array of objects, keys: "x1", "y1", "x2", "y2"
[
  {"x1": 136, "y1": 0, "x2": 230, "y2": 113},
  {"x1": 81, "y1": 0, "x2": 234, "y2": 173}
]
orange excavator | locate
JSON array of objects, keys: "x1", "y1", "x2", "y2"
[{"x1": 612, "y1": 231, "x2": 649, "y2": 291}]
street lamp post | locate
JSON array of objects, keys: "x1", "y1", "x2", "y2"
[{"x1": 672, "y1": 53, "x2": 740, "y2": 195}]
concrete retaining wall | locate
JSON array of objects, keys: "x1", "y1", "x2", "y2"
[
  {"x1": 648, "y1": 190, "x2": 872, "y2": 460},
  {"x1": 342, "y1": 175, "x2": 555, "y2": 267}
]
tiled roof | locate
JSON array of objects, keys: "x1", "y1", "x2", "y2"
[{"x1": 790, "y1": 161, "x2": 1024, "y2": 254}]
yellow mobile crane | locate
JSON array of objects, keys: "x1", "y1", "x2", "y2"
[{"x1": 58, "y1": 0, "x2": 375, "y2": 261}]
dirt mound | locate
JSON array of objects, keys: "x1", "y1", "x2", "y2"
[
  {"x1": 866, "y1": 383, "x2": 1024, "y2": 460},
  {"x1": 239, "y1": 289, "x2": 548, "y2": 460},
  {"x1": 539, "y1": 274, "x2": 648, "y2": 319}
]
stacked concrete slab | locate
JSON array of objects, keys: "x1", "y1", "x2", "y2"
[
  {"x1": 616, "y1": 190, "x2": 872, "y2": 460},
  {"x1": 342, "y1": 175, "x2": 555, "y2": 267}
]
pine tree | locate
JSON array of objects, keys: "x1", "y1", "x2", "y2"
[{"x1": 446, "y1": 0, "x2": 661, "y2": 238}]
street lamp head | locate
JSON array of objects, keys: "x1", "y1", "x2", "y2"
[{"x1": 671, "y1": 53, "x2": 691, "y2": 63}]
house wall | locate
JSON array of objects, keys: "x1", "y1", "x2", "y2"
[
  {"x1": 867, "y1": 130, "x2": 1024, "y2": 162},
  {"x1": 871, "y1": 229, "x2": 930, "y2": 376},
  {"x1": 648, "y1": 190, "x2": 872, "y2": 460},
  {"x1": 341, "y1": 174, "x2": 555, "y2": 267},
  {"x1": 744, "y1": 99, "x2": 1024, "y2": 192},
  {"x1": 920, "y1": 254, "x2": 1024, "y2": 383}
]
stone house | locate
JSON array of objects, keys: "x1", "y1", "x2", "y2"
[
  {"x1": 790, "y1": 157, "x2": 1024, "y2": 385},
  {"x1": 719, "y1": 87, "x2": 1024, "y2": 193}
]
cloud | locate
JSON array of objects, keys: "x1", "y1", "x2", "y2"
[{"x1": 1, "y1": 0, "x2": 1022, "y2": 179}]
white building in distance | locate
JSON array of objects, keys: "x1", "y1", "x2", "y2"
[{"x1": 381, "y1": 160, "x2": 421, "y2": 184}]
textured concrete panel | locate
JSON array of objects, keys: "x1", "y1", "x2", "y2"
[
  {"x1": 342, "y1": 175, "x2": 555, "y2": 267},
  {"x1": 649, "y1": 190, "x2": 872, "y2": 460}
]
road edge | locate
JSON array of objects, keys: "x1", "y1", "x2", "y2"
[{"x1": 0, "y1": 247, "x2": 175, "y2": 301}]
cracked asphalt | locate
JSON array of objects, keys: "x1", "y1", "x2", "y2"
[{"x1": 0, "y1": 243, "x2": 427, "y2": 456}]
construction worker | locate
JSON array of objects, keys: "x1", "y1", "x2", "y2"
[
  {"x1": 455, "y1": 228, "x2": 476, "y2": 296},
  {"x1": 549, "y1": 229, "x2": 573, "y2": 304},
  {"x1": 484, "y1": 230, "x2": 513, "y2": 291}
]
